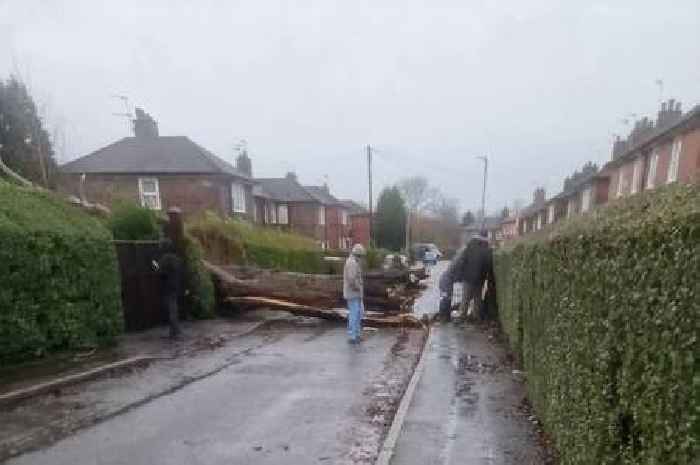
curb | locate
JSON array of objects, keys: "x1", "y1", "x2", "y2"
[
  {"x1": 0, "y1": 355, "x2": 164, "y2": 408},
  {"x1": 376, "y1": 325, "x2": 432, "y2": 465}
]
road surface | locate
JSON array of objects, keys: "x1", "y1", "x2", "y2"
[{"x1": 5, "y1": 318, "x2": 423, "y2": 465}]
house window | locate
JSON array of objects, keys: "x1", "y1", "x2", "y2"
[
  {"x1": 278, "y1": 204, "x2": 289, "y2": 225},
  {"x1": 631, "y1": 158, "x2": 643, "y2": 194},
  {"x1": 270, "y1": 203, "x2": 277, "y2": 224},
  {"x1": 341, "y1": 210, "x2": 348, "y2": 225},
  {"x1": 581, "y1": 187, "x2": 592, "y2": 212},
  {"x1": 667, "y1": 138, "x2": 682, "y2": 183},
  {"x1": 231, "y1": 182, "x2": 246, "y2": 213},
  {"x1": 138, "y1": 178, "x2": 161, "y2": 210},
  {"x1": 616, "y1": 170, "x2": 626, "y2": 198},
  {"x1": 567, "y1": 198, "x2": 576, "y2": 218},
  {"x1": 318, "y1": 206, "x2": 326, "y2": 225},
  {"x1": 536, "y1": 213, "x2": 543, "y2": 230},
  {"x1": 647, "y1": 150, "x2": 659, "y2": 189},
  {"x1": 547, "y1": 204, "x2": 555, "y2": 224}
]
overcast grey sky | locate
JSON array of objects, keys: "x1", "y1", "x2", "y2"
[{"x1": 1, "y1": 0, "x2": 698, "y2": 213}]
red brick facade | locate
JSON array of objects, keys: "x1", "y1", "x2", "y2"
[
  {"x1": 58, "y1": 173, "x2": 253, "y2": 219},
  {"x1": 348, "y1": 213, "x2": 370, "y2": 248}
]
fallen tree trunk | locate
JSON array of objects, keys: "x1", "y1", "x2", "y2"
[
  {"x1": 225, "y1": 296, "x2": 425, "y2": 329},
  {"x1": 205, "y1": 262, "x2": 415, "y2": 312}
]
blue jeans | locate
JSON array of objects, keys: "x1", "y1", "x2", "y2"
[{"x1": 347, "y1": 298, "x2": 364, "y2": 341}]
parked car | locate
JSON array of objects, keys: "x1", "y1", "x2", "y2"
[{"x1": 411, "y1": 243, "x2": 443, "y2": 262}]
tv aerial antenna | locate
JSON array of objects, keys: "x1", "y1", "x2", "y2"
[{"x1": 111, "y1": 94, "x2": 133, "y2": 135}]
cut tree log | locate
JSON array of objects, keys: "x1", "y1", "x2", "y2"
[
  {"x1": 225, "y1": 296, "x2": 425, "y2": 329},
  {"x1": 205, "y1": 262, "x2": 416, "y2": 312}
]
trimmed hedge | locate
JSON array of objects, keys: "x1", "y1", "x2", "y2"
[
  {"x1": 0, "y1": 181, "x2": 123, "y2": 363},
  {"x1": 494, "y1": 184, "x2": 699, "y2": 465},
  {"x1": 182, "y1": 234, "x2": 216, "y2": 318},
  {"x1": 187, "y1": 214, "x2": 325, "y2": 273},
  {"x1": 108, "y1": 201, "x2": 160, "y2": 241}
]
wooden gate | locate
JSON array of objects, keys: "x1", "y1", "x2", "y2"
[{"x1": 113, "y1": 240, "x2": 165, "y2": 331}]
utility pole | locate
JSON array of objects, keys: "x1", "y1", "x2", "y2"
[
  {"x1": 477, "y1": 155, "x2": 488, "y2": 229},
  {"x1": 367, "y1": 144, "x2": 373, "y2": 247}
]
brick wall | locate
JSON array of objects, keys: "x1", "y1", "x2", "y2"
[
  {"x1": 324, "y1": 205, "x2": 351, "y2": 249},
  {"x1": 288, "y1": 202, "x2": 324, "y2": 242},
  {"x1": 349, "y1": 214, "x2": 370, "y2": 248},
  {"x1": 679, "y1": 127, "x2": 700, "y2": 183},
  {"x1": 57, "y1": 173, "x2": 253, "y2": 219}
]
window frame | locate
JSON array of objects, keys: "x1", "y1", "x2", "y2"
[
  {"x1": 341, "y1": 209, "x2": 348, "y2": 225},
  {"x1": 138, "y1": 177, "x2": 161, "y2": 210},
  {"x1": 231, "y1": 182, "x2": 246, "y2": 213},
  {"x1": 278, "y1": 204, "x2": 289, "y2": 225},
  {"x1": 631, "y1": 158, "x2": 643, "y2": 194},
  {"x1": 647, "y1": 150, "x2": 659, "y2": 190},
  {"x1": 667, "y1": 138, "x2": 682, "y2": 184},
  {"x1": 581, "y1": 186, "x2": 592, "y2": 212},
  {"x1": 616, "y1": 170, "x2": 626, "y2": 198},
  {"x1": 318, "y1": 206, "x2": 326, "y2": 225}
]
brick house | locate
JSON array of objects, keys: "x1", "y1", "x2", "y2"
[
  {"x1": 516, "y1": 188, "x2": 548, "y2": 235},
  {"x1": 303, "y1": 185, "x2": 351, "y2": 250},
  {"x1": 339, "y1": 200, "x2": 370, "y2": 248},
  {"x1": 253, "y1": 173, "x2": 326, "y2": 245},
  {"x1": 607, "y1": 101, "x2": 700, "y2": 200},
  {"x1": 58, "y1": 108, "x2": 253, "y2": 218}
]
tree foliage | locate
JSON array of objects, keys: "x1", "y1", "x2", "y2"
[
  {"x1": 461, "y1": 210, "x2": 475, "y2": 225},
  {"x1": 0, "y1": 76, "x2": 56, "y2": 186},
  {"x1": 397, "y1": 176, "x2": 431, "y2": 213},
  {"x1": 495, "y1": 183, "x2": 698, "y2": 465},
  {"x1": 374, "y1": 186, "x2": 407, "y2": 251}
]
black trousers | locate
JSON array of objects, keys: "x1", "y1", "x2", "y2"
[{"x1": 165, "y1": 293, "x2": 182, "y2": 338}]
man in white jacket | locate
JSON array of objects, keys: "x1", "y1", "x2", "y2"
[{"x1": 343, "y1": 244, "x2": 366, "y2": 344}]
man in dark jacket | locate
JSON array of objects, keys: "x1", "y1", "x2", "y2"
[
  {"x1": 155, "y1": 239, "x2": 184, "y2": 339},
  {"x1": 457, "y1": 230, "x2": 495, "y2": 321}
]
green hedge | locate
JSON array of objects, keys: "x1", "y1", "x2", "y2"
[
  {"x1": 187, "y1": 213, "x2": 325, "y2": 273},
  {"x1": 108, "y1": 201, "x2": 160, "y2": 240},
  {"x1": 182, "y1": 234, "x2": 216, "y2": 318},
  {"x1": 0, "y1": 182, "x2": 123, "y2": 363},
  {"x1": 494, "y1": 184, "x2": 699, "y2": 465}
]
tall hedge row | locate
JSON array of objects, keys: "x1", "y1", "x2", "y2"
[
  {"x1": 494, "y1": 184, "x2": 698, "y2": 465},
  {"x1": 0, "y1": 182, "x2": 123, "y2": 363}
]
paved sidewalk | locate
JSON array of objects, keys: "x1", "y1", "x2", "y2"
[
  {"x1": 389, "y1": 324, "x2": 548, "y2": 465},
  {"x1": 390, "y1": 259, "x2": 552, "y2": 465}
]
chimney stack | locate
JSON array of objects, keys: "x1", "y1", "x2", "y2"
[
  {"x1": 533, "y1": 187, "x2": 546, "y2": 206},
  {"x1": 133, "y1": 108, "x2": 159, "y2": 139},
  {"x1": 236, "y1": 150, "x2": 252, "y2": 177},
  {"x1": 657, "y1": 98, "x2": 683, "y2": 128},
  {"x1": 612, "y1": 135, "x2": 627, "y2": 160},
  {"x1": 285, "y1": 171, "x2": 298, "y2": 182}
]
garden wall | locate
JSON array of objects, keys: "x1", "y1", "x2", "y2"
[{"x1": 494, "y1": 184, "x2": 698, "y2": 465}]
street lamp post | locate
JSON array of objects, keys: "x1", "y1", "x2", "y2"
[{"x1": 476, "y1": 155, "x2": 488, "y2": 229}]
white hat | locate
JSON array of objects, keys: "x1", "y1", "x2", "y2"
[{"x1": 351, "y1": 244, "x2": 367, "y2": 256}]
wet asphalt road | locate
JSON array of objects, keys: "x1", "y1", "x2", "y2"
[
  {"x1": 6, "y1": 321, "x2": 417, "y2": 465},
  {"x1": 391, "y1": 261, "x2": 546, "y2": 465}
]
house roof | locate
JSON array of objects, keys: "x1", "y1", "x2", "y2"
[
  {"x1": 339, "y1": 200, "x2": 368, "y2": 215},
  {"x1": 303, "y1": 185, "x2": 340, "y2": 205},
  {"x1": 255, "y1": 177, "x2": 317, "y2": 202},
  {"x1": 608, "y1": 104, "x2": 700, "y2": 168},
  {"x1": 61, "y1": 136, "x2": 250, "y2": 179}
]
